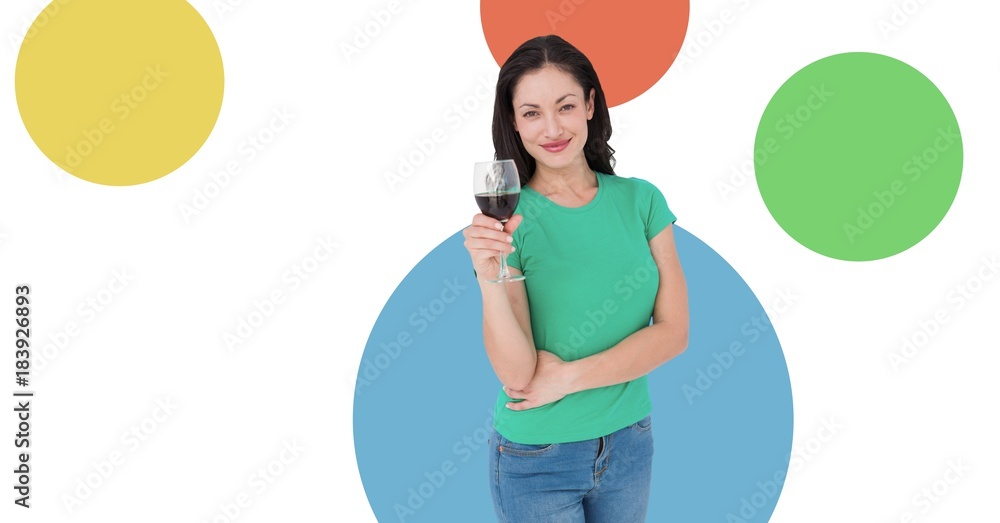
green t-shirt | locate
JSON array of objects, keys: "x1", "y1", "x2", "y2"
[{"x1": 495, "y1": 171, "x2": 677, "y2": 444}]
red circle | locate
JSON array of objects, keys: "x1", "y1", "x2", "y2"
[{"x1": 481, "y1": 0, "x2": 689, "y2": 107}]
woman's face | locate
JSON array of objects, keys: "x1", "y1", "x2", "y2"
[{"x1": 511, "y1": 65, "x2": 595, "y2": 175}]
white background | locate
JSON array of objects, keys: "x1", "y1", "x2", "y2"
[{"x1": 1, "y1": 0, "x2": 998, "y2": 521}]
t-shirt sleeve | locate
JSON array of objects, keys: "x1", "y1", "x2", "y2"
[{"x1": 643, "y1": 179, "x2": 676, "y2": 241}]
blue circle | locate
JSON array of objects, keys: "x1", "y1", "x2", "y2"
[{"x1": 354, "y1": 226, "x2": 793, "y2": 522}]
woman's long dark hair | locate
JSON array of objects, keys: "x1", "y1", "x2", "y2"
[{"x1": 492, "y1": 35, "x2": 615, "y2": 186}]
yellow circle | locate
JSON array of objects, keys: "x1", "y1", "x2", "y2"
[{"x1": 15, "y1": 0, "x2": 224, "y2": 186}]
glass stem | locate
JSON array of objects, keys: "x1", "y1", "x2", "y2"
[
  {"x1": 497, "y1": 219, "x2": 511, "y2": 280},
  {"x1": 498, "y1": 251, "x2": 512, "y2": 281}
]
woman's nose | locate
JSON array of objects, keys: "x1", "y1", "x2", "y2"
[{"x1": 543, "y1": 114, "x2": 562, "y2": 137}]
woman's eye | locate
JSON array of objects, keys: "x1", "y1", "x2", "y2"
[
  {"x1": 560, "y1": 104, "x2": 575, "y2": 111},
  {"x1": 523, "y1": 111, "x2": 538, "y2": 118}
]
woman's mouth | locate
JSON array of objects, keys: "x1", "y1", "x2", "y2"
[{"x1": 540, "y1": 139, "x2": 570, "y2": 153}]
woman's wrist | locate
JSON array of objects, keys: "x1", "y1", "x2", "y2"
[{"x1": 562, "y1": 358, "x2": 587, "y2": 395}]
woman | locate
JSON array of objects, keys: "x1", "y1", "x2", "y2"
[{"x1": 463, "y1": 35, "x2": 689, "y2": 522}]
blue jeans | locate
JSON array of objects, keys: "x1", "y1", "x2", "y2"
[{"x1": 488, "y1": 415, "x2": 653, "y2": 522}]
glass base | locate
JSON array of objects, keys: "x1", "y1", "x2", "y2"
[{"x1": 483, "y1": 274, "x2": 525, "y2": 283}]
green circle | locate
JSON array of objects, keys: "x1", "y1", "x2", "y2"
[{"x1": 754, "y1": 52, "x2": 962, "y2": 261}]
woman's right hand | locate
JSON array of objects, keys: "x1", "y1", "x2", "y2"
[{"x1": 462, "y1": 213, "x2": 523, "y2": 280}]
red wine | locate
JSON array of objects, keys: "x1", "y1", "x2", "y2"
[{"x1": 475, "y1": 191, "x2": 519, "y2": 221}]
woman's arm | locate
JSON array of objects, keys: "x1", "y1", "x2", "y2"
[
  {"x1": 563, "y1": 223, "x2": 689, "y2": 392},
  {"x1": 464, "y1": 213, "x2": 537, "y2": 390},
  {"x1": 503, "y1": 224, "x2": 688, "y2": 409},
  {"x1": 479, "y1": 269, "x2": 537, "y2": 390}
]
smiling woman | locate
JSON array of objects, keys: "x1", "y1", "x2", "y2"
[
  {"x1": 491, "y1": 36, "x2": 614, "y2": 189},
  {"x1": 461, "y1": 35, "x2": 689, "y2": 522}
]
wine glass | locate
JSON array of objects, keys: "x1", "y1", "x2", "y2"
[{"x1": 473, "y1": 159, "x2": 525, "y2": 283}]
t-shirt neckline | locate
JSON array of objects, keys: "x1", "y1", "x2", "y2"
[{"x1": 522, "y1": 171, "x2": 604, "y2": 213}]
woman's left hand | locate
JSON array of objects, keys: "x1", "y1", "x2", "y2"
[{"x1": 503, "y1": 350, "x2": 576, "y2": 411}]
